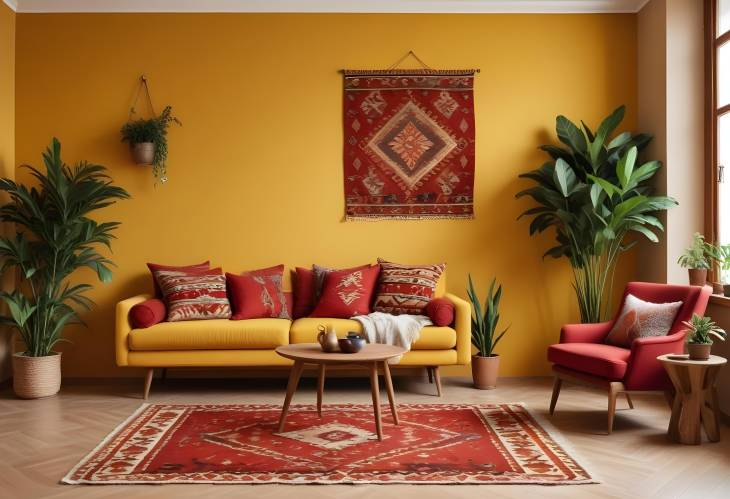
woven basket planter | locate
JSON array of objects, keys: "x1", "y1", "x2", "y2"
[{"x1": 12, "y1": 352, "x2": 62, "y2": 399}]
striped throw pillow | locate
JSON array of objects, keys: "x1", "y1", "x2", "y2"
[
  {"x1": 373, "y1": 259, "x2": 445, "y2": 315},
  {"x1": 155, "y1": 269, "x2": 231, "y2": 322}
]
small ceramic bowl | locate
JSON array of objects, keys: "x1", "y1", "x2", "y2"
[{"x1": 338, "y1": 337, "x2": 366, "y2": 353}]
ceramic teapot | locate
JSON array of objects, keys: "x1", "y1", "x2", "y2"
[{"x1": 317, "y1": 325, "x2": 339, "y2": 352}]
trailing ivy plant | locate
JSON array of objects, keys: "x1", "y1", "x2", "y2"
[
  {"x1": 516, "y1": 106, "x2": 677, "y2": 323},
  {"x1": 120, "y1": 105, "x2": 181, "y2": 184},
  {"x1": 0, "y1": 139, "x2": 129, "y2": 357}
]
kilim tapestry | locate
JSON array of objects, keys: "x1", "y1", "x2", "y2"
[
  {"x1": 63, "y1": 403, "x2": 595, "y2": 485},
  {"x1": 343, "y1": 69, "x2": 476, "y2": 220}
]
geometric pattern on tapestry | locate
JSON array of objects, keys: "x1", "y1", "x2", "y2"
[
  {"x1": 344, "y1": 70, "x2": 476, "y2": 220},
  {"x1": 62, "y1": 403, "x2": 595, "y2": 485}
]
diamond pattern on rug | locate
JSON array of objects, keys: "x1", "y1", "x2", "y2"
[{"x1": 62, "y1": 403, "x2": 595, "y2": 485}]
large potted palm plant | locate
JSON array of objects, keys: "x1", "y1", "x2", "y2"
[
  {"x1": 517, "y1": 106, "x2": 677, "y2": 323},
  {"x1": 467, "y1": 275, "x2": 509, "y2": 389},
  {"x1": 0, "y1": 138, "x2": 129, "y2": 399}
]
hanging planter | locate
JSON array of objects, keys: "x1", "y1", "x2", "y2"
[{"x1": 121, "y1": 75, "x2": 181, "y2": 184}]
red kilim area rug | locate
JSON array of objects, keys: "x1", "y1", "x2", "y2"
[
  {"x1": 343, "y1": 69, "x2": 476, "y2": 220},
  {"x1": 63, "y1": 403, "x2": 594, "y2": 485}
]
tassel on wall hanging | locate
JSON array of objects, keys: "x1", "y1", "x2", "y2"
[
  {"x1": 342, "y1": 51, "x2": 479, "y2": 220},
  {"x1": 120, "y1": 75, "x2": 181, "y2": 185}
]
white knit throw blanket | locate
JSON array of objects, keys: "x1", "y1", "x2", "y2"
[{"x1": 352, "y1": 312, "x2": 432, "y2": 364}]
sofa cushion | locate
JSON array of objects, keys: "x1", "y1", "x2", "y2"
[
  {"x1": 227, "y1": 265, "x2": 291, "y2": 320},
  {"x1": 129, "y1": 298, "x2": 166, "y2": 328},
  {"x1": 426, "y1": 297, "x2": 455, "y2": 326},
  {"x1": 292, "y1": 267, "x2": 315, "y2": 319},
  {"x1": 157, "y1": 269, "x2": 231, "y2": 322},
  {"x1": 129, "y1": 319, "x2": 291, "y2": 351},
  {"x1": 289, "y1": 318, "x2": 456, "y2": 350},
  {"x1": 373, "y1": 259, "x2": 445, "y2": 315},
  {"x1": 548, "y1": 343, "x2": 631, "y2": 381},
  {"x1": 147, "y1": 260, "x2": 210, "y2": 297},
  {"x1": 310, "y1": 265, "x2": 380, "y2": 318}
]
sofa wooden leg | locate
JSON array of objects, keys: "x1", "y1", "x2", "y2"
[
  {"x1": 143, "y1": 368, "x2": 154, "y2": 400},
  {"x1": 625, "y1": 392, "x2": 634, "y2": 409},
  {"x1": 427, "y1": 367, "x2": 434, "y2": 384},
  {"x1": 549, "y1": 376, "x2": 562, "y2": 415},
  {"x1": 607, "y1": 382, "x2": 620, "y2": 434},
  {"x1": 432, "y1": 366, "x2": 442, "y2": 397}
]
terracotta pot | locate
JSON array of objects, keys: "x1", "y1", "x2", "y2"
[
  {"x1": 687, "y1": 343, "x2": 712, "y2": 361},
  {"x1": 12, "y1": 352, "x2": 61, "y2": 399},
  {"x1": 687, "y1": 268, "x2": 708, "y2": 286},
  {"x1": 724, "y1": 284, "x2": 730, "y2": 297},
  {"x1": 131, "y1": 142, "x2": 155, "y2": 165},
  {"x1": 472, "y1": 354, "x2": 500, "y2": 390}
]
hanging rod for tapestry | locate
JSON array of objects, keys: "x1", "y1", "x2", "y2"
[
  {"x1": 340, "y1": 50, "x2": 480, "y2": 75},
  {"x1": 128, "y1": 74, "x2": 157, "y2": 121}
]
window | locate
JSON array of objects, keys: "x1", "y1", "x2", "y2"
[{"x1": 708, "y1": 0, "x2": 730, "y2": 282}]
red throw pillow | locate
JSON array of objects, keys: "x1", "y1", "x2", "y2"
[
  {"x1": 156, "y1": 268, "x2": 230, "y2": 322},
  {"x1": 292, "y1": 267, "x2": 316, "y2": 319},
  {"x1": 373, "y1": 259, "x2": 446, "y2": 315},
  {"x1": 310, "y1": 265, "x2": 380, "y2": 318},
  {"x1": 129, "y1": 298, "x2": 167, "y2": 328},
  {"x1": 426, "y1": 297, "x2": 455, "y2": 326},
  {"x1": 227, "y1": 265, "x2": 291, "y2": 320},
  {"x1": 147, "y1": 261, "x2": 210, "y2": 297}
]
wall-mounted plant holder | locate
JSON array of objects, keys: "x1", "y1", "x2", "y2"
[{"x1": 120, "y1": 75, "x2": 181, "y2": 185}]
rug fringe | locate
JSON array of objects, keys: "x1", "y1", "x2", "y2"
[{"x1": 346, "y1": 214, "x2": 474, "y2": 221}]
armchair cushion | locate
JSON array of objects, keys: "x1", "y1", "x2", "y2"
[
  {"x1": 604, "y1": 294, "x2": 682, "y2": 348},
  {"x1": 548, "y1": 343, "x2": 631, "y2": 380}
]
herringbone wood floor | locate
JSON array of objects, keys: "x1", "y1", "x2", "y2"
[{"x1": 1, "y1": 374, "x2": 729, "y2": 499}]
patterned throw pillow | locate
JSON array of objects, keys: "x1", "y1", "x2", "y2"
[
  {"x1": 155, "y1": 269, "x2": 231, "y2": 322},
  {"x1": 292, "y1": 267, "x2": 316, "y2": 319},
  {"x1": 147, "y1": 261, "x2": 210, "y2": 297},
  {"x1": 226, "y1": 265, "x2": 291, "y2": 320},
  {"x1": 373, "y1": 259, "x2": 446, "y2": 315},
  {"x1": 310, "y1": 265, "x2": 381, "y2": 318},
  {"x1": 604, "y1": 294, "x2": 683, "y2": 348}
]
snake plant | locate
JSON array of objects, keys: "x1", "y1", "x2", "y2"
[
  {"x1": 0, "y1": 139, "x2": 129, "y2": 357},
  {"x1": 517, "y1": 106, "x2": 677, "y2": 323},
  {"x1": 467, "y1": 275, "x2": 509, "y2": 357}
]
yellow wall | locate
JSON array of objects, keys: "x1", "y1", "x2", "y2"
[
  {"x1": 14, "y1": 13, "x2": 638, "y2": 378},
  {"x1": 0, "y1": 1, "x2": 15, "y2": 382}
]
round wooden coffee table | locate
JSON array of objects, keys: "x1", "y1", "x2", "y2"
[
  {"x1": 658, "y1": 354, "x2": 727, "y2": 445},
  {"x1": 275, "y1": 343, "x2": 406, "y2": 440}
]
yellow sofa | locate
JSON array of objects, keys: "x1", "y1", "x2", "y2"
[{"x1": 116, "y1": 275, "x2": 471, "y2": 398}]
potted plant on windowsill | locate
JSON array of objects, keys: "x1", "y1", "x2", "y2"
[
  {"x1": 0, "y1": 138, "x2": 129, "y2": 399},
  {"x1": 120, "y1": 105, "x2": 180, "y2": 184},
  {"x1": 708, "y1": 243, "x2": 730, "y2": 297},
  {"x1": 677, "y1": 233, "x2": 713, "y2": 286},
  {"x1": 683, "y1": 314, "x2": 726, "y2": 360},
  {"x1": 467, "y1": 275, "x2": 510, "y2": 390}
]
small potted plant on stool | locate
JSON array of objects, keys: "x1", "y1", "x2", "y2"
[
  {"x1": 467, "y1": 275, "x2": 510, "y2": 389},
  {"x1": 683, "y1": 314, "x2": 726, "y2": 360}
]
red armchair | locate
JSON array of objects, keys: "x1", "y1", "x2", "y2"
[{"x1": 548, "y1": 282, "x2": 712, "y2": 434}]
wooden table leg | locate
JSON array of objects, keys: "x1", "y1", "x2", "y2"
[
  {"x1": 382, "y1": 361, "x2": 399, "y2": 425},
  {"x1": 369, "y1": 362, "x2": 383, "y2": 441},
  {"x1": 702, "y1": 366, "x2": 722, "y2": 442},
  {"x1": 278, "y1": 360, "x2": 304, "y2": 433},
  {"x1": 317, "y1": 364, "x2": 326, "y2": 417},
  {"x1": 679, "y1": 366, "x2": 704, "y2": 445}
]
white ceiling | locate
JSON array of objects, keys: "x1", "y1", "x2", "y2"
[{"x1": 4, "y1": 0, "x2": 651, "y2": 14}]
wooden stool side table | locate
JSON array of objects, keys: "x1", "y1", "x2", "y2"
[{"x1": 658, "y1": 354, "x2": 727, "y2": 445}]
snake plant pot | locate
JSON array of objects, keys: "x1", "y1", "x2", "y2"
[
  {"x1": 130, "y1": 142, "x2": 155, "y2": 165},
  {"x1": 472, "y1": 354, "x2": 500, "y2": 390},
  {"x1": 12, "y1": 352, "x2": 62, "y2": 399},
  {"x1": 687, "y1": 343, "x2": 712, "y2": 361},
  {"x1": 687, "y1": 269, "x2": 708, "y2": 287}
]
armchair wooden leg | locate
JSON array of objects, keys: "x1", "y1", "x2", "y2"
[
  {"x1": 625, "y1": 392, "x2": 634, "y2": 409},
  {"x1": 607, "y1": 382, "x2": 620, "y2": 434},
  {"x1": 432, "y1": 366, "x2": 443, "y2": 397},
  {"x1": 143, "y1": 368, "x2": 154, "y2": 400},
  {"x1": 549, "y1": 376, "x2": 562, "y2": 415}
]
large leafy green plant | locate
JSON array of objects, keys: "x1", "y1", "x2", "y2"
[
  {"x1": 517, "y1": 106, "x2": 677, "y2": 323},
  {"x1": 467, "y1": 275, "x2": 509, "y2": 357},
  {"x1": 0, "y1": 139, "x2": 129, "y2": 357}
]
